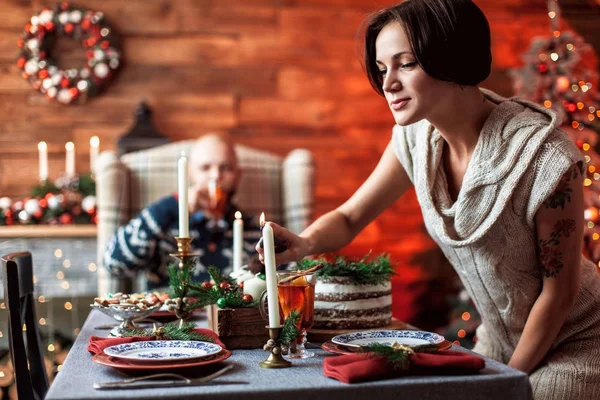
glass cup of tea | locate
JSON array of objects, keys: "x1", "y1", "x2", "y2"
[
  {"x1": 276, "y1": 271, "x2": 317, "y2": 359},
  {"x1": 207, "y1": 179, "x2": 228, "y2": 230}
]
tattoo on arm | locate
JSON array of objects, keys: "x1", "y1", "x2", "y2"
[
  {"x1": 542, "y1": 163, "x2": 582, "y2": 210},
  {"x1": 537, "y1": 162, "x2": 583, "y2": 278},
  {"x1": 538, "y1": 219, "x2": 576, "y2": 278}
]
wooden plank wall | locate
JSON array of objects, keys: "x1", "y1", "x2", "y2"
[{"x1": 0, "y1": 0, "x2": 598, "y2": 275}]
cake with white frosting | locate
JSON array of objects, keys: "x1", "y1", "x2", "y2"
[
  {"x1": 314, "y1": 276, "x2": 392, "y2": 329},
  {"x1": 306, "y1": 255, "x2": 393, "y2": 330}
]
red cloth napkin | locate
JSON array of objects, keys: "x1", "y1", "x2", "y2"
[
  {"x1": 324, "y1": 350, "x2": 485, "y2": 384},
  {"x1": 87, "y1": 328, "x2": 226, "y2": 355}
]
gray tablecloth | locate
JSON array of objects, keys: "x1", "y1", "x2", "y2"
[{"x1": 46, "y1": 310, "x2": 532, "y2": 400}]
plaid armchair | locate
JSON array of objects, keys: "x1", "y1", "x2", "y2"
[{"x1": 95, "y1": 141, "x2": 315, "y2": 295}]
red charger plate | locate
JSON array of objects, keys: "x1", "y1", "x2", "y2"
[{"x1": 92, "y1": 349, "x2": 231, "y2": 370}]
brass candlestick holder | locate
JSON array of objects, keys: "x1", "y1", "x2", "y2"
[
  {"x1": 170, "y1": 237, "x2": 201, "y2": 321},
  {"x1": 260, "y1": 326, "x2": 292, "y2": 369}
]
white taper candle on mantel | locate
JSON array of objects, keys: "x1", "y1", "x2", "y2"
[
  {"x1": 233, "y1": 211, "x2": 244, "y2": 272},
  {"x1": 178, "y1": 152, "x2": 189, "y2": 238},
  {"x1": 65, "y1": 142, "x2": 75, "y2": 178},
  {"x1": 38, "y1": 141, "x2": 48, "y2": 182},
  {"x1": 262, "y1": 220, "x2": 280, "y2": 327},
  {"x1": 89, "y1": 136, "x2": 99, "y2": 175}
]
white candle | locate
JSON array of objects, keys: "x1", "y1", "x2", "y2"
[
  {"x1": 262, "y1": 222, "x2": 280, "y2": 327},
  {"x1": 65, "y1": 142, "x2": 75, "y2": 178},
  {"x1": 89, "y1": 136, "x2": 99, "y2": 175},
  {"x1": 178, "y1": 153, "x2": 189, "y2": 238},
  {"x1": 38, "y1": 141, "x2": 48, "y2": 182},
  {"x1": 233, "y1": 211, "x2": 244, "y2": 272}
]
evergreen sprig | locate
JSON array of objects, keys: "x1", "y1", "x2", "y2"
[
  {"x1": 168, "y1": 262, "x2": 256, "y2": 310},
  {"x1": 299, "y1": 253, "x2": 395, "y2": 285},
  {"x1": 361, "y1": 343, "x2": 439, "y2": 371},
  {"x1": 121, "y1": 320, "x2": 216, "y2": 342},
  {"x1": 279, "y1": 309, "x2": 301, "y2": 346}
]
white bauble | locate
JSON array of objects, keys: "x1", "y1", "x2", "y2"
[
  {"x1": 82, "y1": 195, "x2": 96, "y2": 213},
  {"x1": 0, "y1": 197, "x2": 12, "y2": 210},
  {"x1": 24, "y1": 59, "x2": 39, "y2": 75},
  {"x1": 70, "y1": 10, "x2": 82, "y2": 23},
  {"x1": 27, "y1": 39, "x2": 39, "y2": 51},
  {"x1": 39, "y1": 10, "x2": 54, "y2": 24},
  {"x1": 24, "y1": 198, "x2": 39, "y2": 215},
  {"x1": 93, "y1": 63, "x2": 109, "y2": 79},
  {"x1": 47, "y1": 195, "x2": 61, "y2": 210},
  {"x1": 243, "y1": 276, "x2": 267, "y2": 301},
  {"x1": 57, "y1": 89, "x2": 73, "y2": 104},
  {"x1": 47, "y1": 87, "x2": 58, "y2": 98},
  {"x1": 18, "y1": 210, "x2": 30, "y2": 223},
  {"x1": 58, "y1": 12, "x2": 69, "y2": 24},
  {"x1": 230, "y1": 269, "x2": 255, "y2": 284}
]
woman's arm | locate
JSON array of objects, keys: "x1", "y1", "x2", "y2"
[
  {"x1": 508, "y1": 162, "x2": 584, "y2": 373},
  {"x1": 261, "y1": 140, "x2": 413, "y2": 265}
]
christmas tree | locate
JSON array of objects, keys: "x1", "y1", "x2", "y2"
[{"x1": 510, "y1": 0, "x2": 600, "y2": 265}]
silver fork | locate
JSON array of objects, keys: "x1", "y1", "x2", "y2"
[{"x1": 94, "y1": 364, "x2": 245, "y2": 390}]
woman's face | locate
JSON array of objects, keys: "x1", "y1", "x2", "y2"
[{"x1": 375, "y1": 22, "x2": 449, "y2": 126}]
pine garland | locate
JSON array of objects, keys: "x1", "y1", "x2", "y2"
[
  {"x1": 299, "y1": 253, "x2": 395, "y2": 285},
  {"x1": 279, "y1": 309, "x2": 301, "y2": 346},
  {"x1": 361, "y1": 343, "x2": 439, "y2": 371},
  {"x1": 121, "y1": 320, "x2": 216, "y2": 342},
  {"x1": 168, "y1": 263, "x2": 257, "y2": 312}
]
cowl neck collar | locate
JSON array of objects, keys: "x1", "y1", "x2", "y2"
[{"x1": 413, "y1": 89, "x2": 559, "y2": 247}]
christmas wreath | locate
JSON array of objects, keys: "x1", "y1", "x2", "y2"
[{"x1": 16, "y1": 2, "x2": 122, "y2": 104}]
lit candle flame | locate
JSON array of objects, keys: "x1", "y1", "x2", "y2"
[
  {"x1": 90, "y1": 136, "x2": 100, "y2": 148},
  {"x1": 38, "y1": 141, "x2": 47, "y2": 151},
  {"x1": 260, "y1": 212, "x2": 265, "y2": 227},
  {"x1": 235, "y1": 211, "x2": 242, "y2": 219},
  {"x1": 65, "y1": 141, "x2": 74, "y2": 151}
]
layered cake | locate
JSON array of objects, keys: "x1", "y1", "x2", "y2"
[{"x1": 314, "y1": 276, "x2": 392, "y2": 329}]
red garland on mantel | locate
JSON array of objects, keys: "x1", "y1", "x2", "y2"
[{"x1": 16, "y1": 2, "x2": 122, "y2": 105}]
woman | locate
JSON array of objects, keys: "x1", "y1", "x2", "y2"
[{"x1": 257, "y1": 0, "x2": 600, "y2": 398}]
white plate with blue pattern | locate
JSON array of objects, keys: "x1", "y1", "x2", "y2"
[
  {"x1": 103, "y1": 341, "x2": 222, "y2": 363},
  {"x1": 331, "y1": 330, "x2": 445, "y2": 349}
]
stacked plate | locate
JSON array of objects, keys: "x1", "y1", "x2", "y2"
[
  {"x1": 94, "y1": 341, "x2": 231, "y2": 370},
  {"x1": 322, "y1": 330, "x2": 451, "y2": 355}
]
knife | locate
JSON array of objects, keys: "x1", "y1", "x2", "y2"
[{"x1": 94, "y1": 380, "x2": 250, "y2": 390}]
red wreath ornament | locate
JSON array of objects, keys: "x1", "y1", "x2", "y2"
[{"x1": 16, "y1": 2, "x2": 122, "y2": 105}]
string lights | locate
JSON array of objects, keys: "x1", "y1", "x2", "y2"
[{"x1": 511, "y1": 0, "x2": 600, "y2": 267}]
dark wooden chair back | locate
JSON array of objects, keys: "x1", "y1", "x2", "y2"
[{"x1": 1, "y1": 252, "x2": 49, "y2": 400}]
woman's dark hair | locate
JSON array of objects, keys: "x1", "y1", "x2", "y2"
[{"x1": 363, "y1": 0, "x2": 492, "y2": 95}]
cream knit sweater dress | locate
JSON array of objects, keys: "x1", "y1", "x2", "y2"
[{"x1": 392, "y1": 89, "x2": 600, "y2": 400}]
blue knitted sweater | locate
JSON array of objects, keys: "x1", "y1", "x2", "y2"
[{"x1": 103, "y1": 195, "x2": 262, "y2": 289}]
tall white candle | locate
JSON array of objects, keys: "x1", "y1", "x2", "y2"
[
  {"x1": 178, "y1": 153, "x2": 189, "y2": 238},
  {"x1": 233, "y1": 211, "x2": 244, "y2": 272},
  {"x1": 65, "y1": 142, "x2": 75, "y2": 178},
  {"x1": 89, "y1": 136, "x2": 99, "y2": 175},
  {"x1": 262, "y1": 222, "x2": 280, "y2": 327},
  {"x1": 38, "y1": 141, "x2": 48, "y2": 182}
]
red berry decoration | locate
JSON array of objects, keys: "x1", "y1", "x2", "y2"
[
  {"x1": 242, "y1": 294, "x2": 253, "y2": 303},
  {"x1": 219, "y1": 281, "x2": 231, "y2": 290},
  {"x1": 201, "y1": 282, "x2": 212, "y2": 289},
  {"x1": 238, "y1": 282, "x2": 244, "y2": 289}
]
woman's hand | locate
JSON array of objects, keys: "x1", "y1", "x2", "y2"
[{"x1": 256, "y1": 222, "x2": 311, "y2": 265}]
